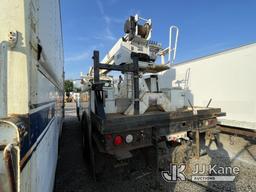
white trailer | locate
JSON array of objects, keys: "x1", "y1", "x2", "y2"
[
  {"x1": 158, "y1": 43, "x2": 256, "y2": 129},
  {"x1": 0, "y1": 0, "x2": 64, "y2": 192}
]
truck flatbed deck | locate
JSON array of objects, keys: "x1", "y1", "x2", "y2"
[{"x1": 91, "y1": 107, "x2": 224, "y2": 135}]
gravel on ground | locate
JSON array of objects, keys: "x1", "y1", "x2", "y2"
[{"x1": 54, "y1": 103, "x2": 256, "y2": 192}]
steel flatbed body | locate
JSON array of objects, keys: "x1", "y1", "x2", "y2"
[{"x1": 91, "y1": 107, "x2": 224, "y2": 135}]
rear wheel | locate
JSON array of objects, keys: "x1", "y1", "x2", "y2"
[{"x1": 81, "y1": 112, "x2": 96, "y2": 180}]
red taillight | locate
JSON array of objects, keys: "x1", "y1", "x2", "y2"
[{"x1": 114, "y1": 135, "x2": 123, "y2": 145}]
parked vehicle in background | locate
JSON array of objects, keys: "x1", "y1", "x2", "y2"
[{"x1": 158, "y1": 43, "x2": 256, "y2": 130}]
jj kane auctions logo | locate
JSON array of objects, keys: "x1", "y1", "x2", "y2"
[{"x1": 161, "y1": 164, "x2": 240, "y2": 182}]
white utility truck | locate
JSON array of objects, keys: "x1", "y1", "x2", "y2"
[
  {"x1": 0, "y1": 1, "x2": 64, "y2": 192},
  {"x1": 78, "y1": 15, "x2": 225, "y2": 187}
]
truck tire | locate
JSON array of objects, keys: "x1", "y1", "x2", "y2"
[{"x1": 81, "y1": 112, "x2": 96, "y2": 180}]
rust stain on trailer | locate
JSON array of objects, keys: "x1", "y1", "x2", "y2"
[{"x1": 4, "y1": 145, "x2": 17, "y2": 192}]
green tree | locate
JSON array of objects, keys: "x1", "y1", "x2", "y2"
[{"x1": 64, "y1": 80, "x2": 73, "y2": 92}]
